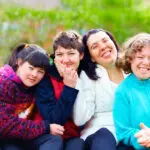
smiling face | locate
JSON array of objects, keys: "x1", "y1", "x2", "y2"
[
  {"x1": 55, "y1": 46, "x2": 84, "y2": 71},
  {"x1": 130, "y1": 46, "x2": 150, "y2": 80},
  {"x1": 16, "y1": 61, "x2": 45, "y2": 87},
  {"x1": 87, "y1": 31, "x2": 118, "y2": 68}
]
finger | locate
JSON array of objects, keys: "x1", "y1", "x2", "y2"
[
  {"x1": 55, "y1": 59, "x2": 65, "y2": 68},
  {"x1": 57, "y1": 127, "x2": 65, "y2": 133},
  {"x1": 138, "y1": 137, "x2": 149, "y2": 144},
  {"x1": 140, "y1": 143, "x2": 147, "y2": 147},
  {"x1": 140, "y1": 140, "x2": 150, "y2": 147},
  {"x1": 135, "y1": 132, "x2": 143, "y2": 138},
  {"x1": 56, "y1": 130, "x2": 64, "y2": 135},
  {"x1": 145, "y1": 143, "x2": 150, "y2": 148},
  {"x1": 56, "y1": 125, "x2": 65, "y2": 131},
  {"x1": 53, "y1": 130, "x2": 63, "y2": 136},
  {"x1": 55, "y1": 126, "x2": 64, "y2": 135},
  {"x1": 140, "y1": 123, "x2": 148, "y2": 129}
]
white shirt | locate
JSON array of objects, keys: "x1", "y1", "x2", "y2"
[{"x1": 73, "y1": 65, "x2": 124, "y2": 140}]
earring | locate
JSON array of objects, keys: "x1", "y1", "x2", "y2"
[{"x1": 91, "y1": 58, "x2": 96, "y2": 62}]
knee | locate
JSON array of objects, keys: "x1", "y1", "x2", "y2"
[
  {"x1": 49, "y1": 135, "x2": 63, "y2": 149},
  {"x1": 51, "y1": 135, "x2": 63, "y2": 143},
  {"x1": 94, "y1": 128, "x2": 116, "y2": 142},
  {"x1": 95, "y1": 128, "x2": 113, "y2": 137},
  {"x1": 75, "y1": 138, "x2": 84, "y2": 145},
  {"x1": 65, "y1": 138, "x2": 85, "y2": 150}
]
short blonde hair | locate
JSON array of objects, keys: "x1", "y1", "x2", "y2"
[{"x1": 118, "y1": 33, "x2": 150, "y2": 74}]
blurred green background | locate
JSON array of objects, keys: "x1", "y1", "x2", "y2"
[{"x1": 0, "y1": 0, "x2": 150, "y2": 65}]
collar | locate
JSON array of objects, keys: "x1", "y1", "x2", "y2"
[
  {"x1": 47, "y1": 63, "x2": 63, "y2": 81},
  {"x1": 129, "y1": 73, "x2": 150, "y2": 86}
]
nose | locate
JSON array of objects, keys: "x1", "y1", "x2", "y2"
[
  {"x1": 31, "y1": 70, "x2": 38, "y2": 77},
  {"x1": 99, "y1": 42, "x2": 106, "y2": 51},
  {"x1": 63, "y1": 54, "x2": 70, "y2": 63}
]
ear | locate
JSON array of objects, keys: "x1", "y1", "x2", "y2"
[
  {"x1": 80, "y1": 52, "x2": 84, "y2": 60},
  {"x1": 17, "y1": 58, "x2": 23, "y2": 66}
]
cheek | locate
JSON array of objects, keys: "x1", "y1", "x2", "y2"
[
  {"x1": 37, "y1": 74, "x2": 45, "y2": 82},
  {"x1": 131, "y1": 62, "x2": 137, "y2": 73},
  {"x1": 90, "y1": 49, "x2": 100, "y2": 58},
  {"x1": 55, "y1": 56, "x2": 62, "y2": 61},
  {"x1": 71, "y1": 56, "x2": 80, "y2": 68},
  {"x1": 74, "y1": 55, "x2": 81, "y2": 63}
]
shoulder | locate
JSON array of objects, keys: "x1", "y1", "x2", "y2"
[
  {"x1": 79, "y1": 70, "x2": 95, "y2": 84},
  {"x1": 0, "y1": 75, "x2": 16, "y2": 101},
  {"x1": 115, "y1": 74, "x2": 133, "y2": 95},
  {"x1": 95, "y1": 65, "x2": 109, "y2": 78},
  {"x1": 76, "y1": 70, "x2": 95, "y2": 89}
]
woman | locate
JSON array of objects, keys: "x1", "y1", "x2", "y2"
[
  {"x1": 0, "y1": 43, "x2": 63, "y2": 150},
  {"x1": 35, "y1": 30, "x2": 85, "y2": 150},
  {"x1": 113, "y1": 33, "x2": 150, "y2": 150},
  {"x1": 73, "y1": 29, "x2": 132, "y2": 150}
]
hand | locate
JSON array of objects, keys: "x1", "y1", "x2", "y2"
[
  {"x1": 63, "y1": 67, "x2": 78, "y2": 88},
  {"x1": 50, "y1": 124, "x2": 65, "y2": 136},
  {"x1": 54, "y1": 59, "x2": 78, "y2": 88},
  {"x1": 135, "y1": 123, "x2": 150, "y2": 148}
]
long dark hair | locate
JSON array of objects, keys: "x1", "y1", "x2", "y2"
[{"x1": 82, "y1": 29, "x2": 120, "y2": 80}]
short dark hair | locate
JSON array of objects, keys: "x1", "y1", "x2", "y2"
[
  {"x1": 8, "y1": 43, "x2": 50, "y2": 72},
  {"x1": 51, "y1": 30, "x2": 84, "y2": 75},
  {"x1": 82, "y1": 29, "x2": 120, "y2": 80},
  {"x1": 52, "y1": 30, "x2": 83, "y2": 55}
]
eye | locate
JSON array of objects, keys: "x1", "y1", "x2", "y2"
[
  {"x1": 38, "y1": 70, "x2": 45, "y2": 75},
  {"x1": 91, "y1": 44, "x2": 98, "y2": 50},
  {"x1": 137, "y1": 56, "x2": 144, "y2": 59},
  {"x1": 68, "y1": 52, "x2": 75, "y2": 55},
  {"x1": 102, "y1": 38, "x2": 108, "y2": 43},
  {"x1": 55, "y1": 53, "x2": 63, "y2": 57},
  {"x1": 29, "y1": 66, "x2": 34, "y2": 70},
  {"x1": 38, "y1": 70, "x2": 45, "y2": 74}
]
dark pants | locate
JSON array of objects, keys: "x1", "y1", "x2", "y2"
[
  {"x1": 85, "y1": 128, "x2": 117, "y2": 150},
  {"x1": 117, "y1": 142, "x2": 135, "y2": 150},
  {"x1": 1, "y1": 134, "x2": 63, "y2": 150},
  {"x1": 64, "y1": 137, "x2": 85, "y2": 150}
]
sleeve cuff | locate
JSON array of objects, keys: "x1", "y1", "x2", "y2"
[
  {"x1": 63, "y1": 85, "x2": 79, "y2": 102},
  {"x1": 44, "y1": 120, "x2": 50, "y2": 133}
]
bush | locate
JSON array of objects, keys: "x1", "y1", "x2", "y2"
[{"x1": 0, "y1": 0, "x2": 149, "y2": 64}]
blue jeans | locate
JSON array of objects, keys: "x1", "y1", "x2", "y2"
[
  {"x1": 85, "y1": 128, "x2": 117, "y2": 150},
  {"x1": 1, "y1": 134, "x2": 63, "y2": 150},
  {"x1": 64, "y1": 137, "x2": 85, "y2": 150},
  {"x1": 117, "y1": 142, "x2": 135, "y2": 150}
]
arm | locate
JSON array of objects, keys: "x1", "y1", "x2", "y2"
[
  {"x1": 0, "y1": 84, "x2": 49, "y2": 140},
  {"x1": 35, "y1": 75, "x2": 79, "y2": 125},
  {"x1": 73, "y1": 71, "x2": 95, "y2": 126},
  {"x1": 113, "y1": 88, "x2": 145, "y2": 150}
]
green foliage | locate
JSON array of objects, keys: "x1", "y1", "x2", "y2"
[{"x1": 0, "y1": 0, "x2": 149, "y2": 65}]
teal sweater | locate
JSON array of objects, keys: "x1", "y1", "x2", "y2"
[{"x1": 113, "y1": 73, "x2": 150, "y2": 150}]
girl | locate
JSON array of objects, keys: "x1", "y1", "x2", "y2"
[
  {"x1": 73, "y1": 29, "x2": 126, "y2": 150},
  {"x1": 0, "y1": 44, "x2": 63, "y2": 150},
  {"x1": 35, "y1": 30, "x2": 85, "y2": 150},
  {"x1": 113, "y1": 33, "x2": 150, "y2": 150}
]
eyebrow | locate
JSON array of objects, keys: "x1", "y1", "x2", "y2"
[
  {"x1": 90, "y1": 37, "x2": 108, "y2": 48},
  {"x1": 90, "y1": 41, "x2": 98, "y2": 49}
]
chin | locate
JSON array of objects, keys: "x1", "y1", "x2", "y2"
[
  {"x1": 138, "y1": 76, "x2": 149, "y2": 80},
  {"x1": 25, "y1": 83, "x2": 36, "y2": 87}
]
